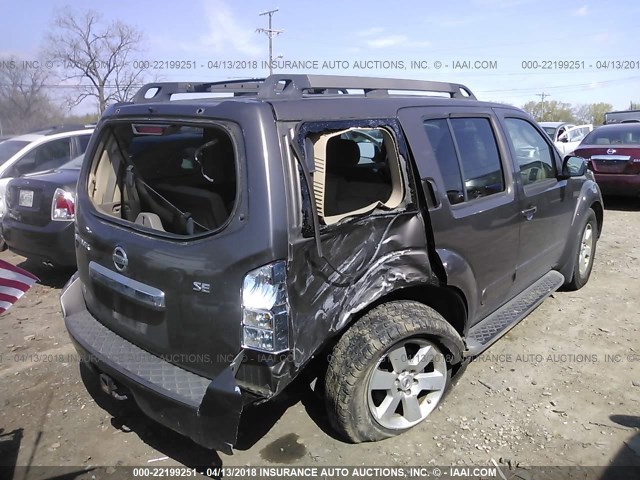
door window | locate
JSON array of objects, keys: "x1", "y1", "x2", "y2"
[
  {"x1": 423, "y1": 117, "x2": 504, "y2": 203},
  {"x1": 503, "y1": 118, "x2": 555, "y2": 185}
]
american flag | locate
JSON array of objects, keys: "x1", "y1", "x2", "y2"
[{"x1": 0, "y1": 259, "x2": 39, "y2": 314}]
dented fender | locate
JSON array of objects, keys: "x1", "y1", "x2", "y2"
[{"x1": 287, "y1": 212, "x2": 460, "y2": 369}]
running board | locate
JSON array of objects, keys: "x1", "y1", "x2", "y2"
[{"x1": 465, "y1": 271, "x2": 565, "y2": 356}]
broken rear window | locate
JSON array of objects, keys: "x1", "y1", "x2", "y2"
[{"x1": 86, "y1": 122, "x2": 237, "y2": 237}]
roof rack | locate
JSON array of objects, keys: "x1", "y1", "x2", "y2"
[
  {"x1": 132, "y1": 79, "x2": 265, "y2": 103},
  {"x1": 131, "y1": 74, "x2": 476, "y2": 103},
  {"x1": 259, "y1": 74, "x2": 476, "y2": 100}
]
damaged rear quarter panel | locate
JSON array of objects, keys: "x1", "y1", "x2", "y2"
[{"x1": 287, "y1": 212, "x2": 440, "y2": 368}]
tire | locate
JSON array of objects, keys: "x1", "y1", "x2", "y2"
[
  {"x1": 324, "y1": 300, "x2": 464, "y2": 443},
  {"x1": 565, "y1": 208, "x2": 598, "y2": 291}
]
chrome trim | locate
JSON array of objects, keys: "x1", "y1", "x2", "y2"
[
  {"x1": 89, "y1": 261, "x2": 165, "y2": 310},
  {"x1": 591, "y1": 155, "x2": 631, "y2": 161},
  {"x1": 112, "y1": 246, "x2": 128, "y2": 272}
]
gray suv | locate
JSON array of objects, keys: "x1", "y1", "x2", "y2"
[{"x1": 60, "y1": 75, "x2": 603, "y2": 453}]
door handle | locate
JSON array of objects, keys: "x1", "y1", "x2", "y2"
[{"x1": 521, "y1": 206, "x2": 537, "y2": 221}]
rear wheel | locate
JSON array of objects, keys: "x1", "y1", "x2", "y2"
[
  {"x1": 324, "y1": 300, "x2": 463, "y2": 443},
  {"x1": 566, "y1": 208, "x2": 598, "y2": 291}
]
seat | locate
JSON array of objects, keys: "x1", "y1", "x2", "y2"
[
  {"x1": 155, "y1": 184, "x2": 228, "y2": 230},
  {"x1": 324, "y1": 137, "x2": 392, "y2": 217}
]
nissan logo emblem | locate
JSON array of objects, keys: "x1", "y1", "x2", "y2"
[
  {"x1": 112, "y1": 246, "x2": 128, "y2": 272},
  {"x1": 607, "y1": 148, "x2": 616, "y2": 155}
]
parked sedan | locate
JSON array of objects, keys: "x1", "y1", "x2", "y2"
[
  {"x1": 1, "y1": 155, "x2": 81, "y2": 267},
  {"x1": 574, "y1": 123, "x2": 640, "y2": 196}
]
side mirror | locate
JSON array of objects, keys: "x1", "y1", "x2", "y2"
[
  {"x1": 561, "y1": 155, "x2": 587, "y2": 178},
  {"x1": 558, "y1": 135, "x2": 568, "y2": 143}
]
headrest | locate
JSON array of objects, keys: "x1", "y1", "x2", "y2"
[{"x1": 326, "y1": 137, "x2": 361, "y2": 170}]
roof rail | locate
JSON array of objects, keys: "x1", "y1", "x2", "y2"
[
  {"x1": 131, "y1": 74, "x2": 476, "y2": 103},
  {"x1": 132, "y1": 79, "x2": 265, "y2": 103},
  {"x1": 257, "y1": 74, "x2": 476, "y2": 100},
  {"x1": 27, "y1": 124, "x2": 95, "y2": 135}
]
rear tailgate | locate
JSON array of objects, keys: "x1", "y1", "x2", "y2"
[
  {"x1": 74, "y1": 109, "x2": 287, "y2": 380},
  {"x1": 75, "y1": 225, "x2": 248, "y2": 379}
]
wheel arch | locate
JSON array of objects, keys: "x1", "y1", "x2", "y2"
[{"x1": 315, "y1": 284, "x2": 468, "y2": 373}]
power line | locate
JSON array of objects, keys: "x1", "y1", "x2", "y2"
[{"x1": 256, "y1": 9, "x2": 283, "y2": 75}]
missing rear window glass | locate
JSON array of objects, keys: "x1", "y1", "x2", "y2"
[
  {"x1": 87, "y1": 122, "x2": 237, "y2": 236},
  {"x1": 310, "y1": 127, "x2": 404, "y2": 225}
]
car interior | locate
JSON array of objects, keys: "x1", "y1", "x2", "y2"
[
  {"x1": 310, "y1": 127, "x2": 404, "y2": 225},
  {"x1": 87, "y1": 124, "x2": 237, "y2": 236}
]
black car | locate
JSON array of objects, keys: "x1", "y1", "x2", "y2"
[
  {"x1": 2, "y1": 155, "x2": 81, "y2": 267},
  {"x1": 60, "y1": 75, "x2": 602, "y2": 453}
]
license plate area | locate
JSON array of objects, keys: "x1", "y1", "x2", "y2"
[{"x1": 18, "y1": 190, "x2": 34, "y2": 207}]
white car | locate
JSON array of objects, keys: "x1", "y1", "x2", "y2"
[
  {"x1": 0, "y1": 125, "x2": 94, "y2": 219},
  {"x1": 538, "y1": 122, "x2": 593, "y2": 156},
  {"x1": 555, "y1": 124, "x2": 593, "y2": 156}
]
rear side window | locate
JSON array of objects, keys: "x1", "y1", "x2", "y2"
[
  {"x1": 423, "y1": 117, "x2": 504, "y2": 204},
  {"x1": 86, "y1": 123, "x2": 237, "y2": 237},
  {"x1": 423, "y1": 119, "x2": 464, "y2": 204},
  {"x1": 307, "y1": 126, "x2": 405, "y2": 225}
]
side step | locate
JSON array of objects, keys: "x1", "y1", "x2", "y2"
[{"x1": 465, "y1": 271, "x2": 564, "y2": 356}]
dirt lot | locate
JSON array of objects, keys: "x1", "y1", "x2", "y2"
[{"x1": 0, "y1": 198, "x2": 639, "y2": 478}]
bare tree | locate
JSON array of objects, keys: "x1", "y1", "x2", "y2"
[
  {"x1": 0, "y1": 57, "x2": 58, "y2": 134},
  {"x1": 45, "y1": 7, "x2": 147, "y2": 113}
]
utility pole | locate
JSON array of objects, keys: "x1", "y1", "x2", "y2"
[
  {"x1": 256, "y1": 9, "x2": 283, "y2": 75},
  {"x1": 536, "y1": 92, "x2": 550, "y2": 121}
]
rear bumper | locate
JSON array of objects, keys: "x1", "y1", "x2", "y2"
[
  {"x1": 593, "y1": 173, "x2": 640, "y2": 196},
  {"x1": 1, "y1": 217, "x2": 76, "y2": 266},
  {"x1": 60, "y1": 276, "x2": 243, "y2": 453}
]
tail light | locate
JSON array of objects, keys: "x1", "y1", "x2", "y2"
[
  {"x1": 241, "y1": 261, "x2": 289, "y2": 353},
  {"x1": 51, "y1": 188, "x2": 75, "y2": 221}
]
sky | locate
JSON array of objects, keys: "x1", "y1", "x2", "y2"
[{"x1": 1, "y1": 0, "x2": 639, "y2": 113}]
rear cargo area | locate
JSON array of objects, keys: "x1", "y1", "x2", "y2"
[{"x1": 87, "y1": 123, "x2": 237, "y2": 236}]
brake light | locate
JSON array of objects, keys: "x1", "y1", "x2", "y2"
[
  {"x1": 241, "y1": 261, "x2": 289, "y2": 353},
  {"x1": 51, "y1": 188, "x2": 75, "y2": 221},
  {"x1": 132, "y1": 124, "x2": 166, "y2": 135}
]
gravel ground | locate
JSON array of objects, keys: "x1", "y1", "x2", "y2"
[{"x1": 0, "y1": 197, "x2": 638, "y2": 478}]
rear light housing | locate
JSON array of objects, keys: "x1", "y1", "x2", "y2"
[
  {"x1": 241, "y1": 261, "x2": 289, "y2": 353},
  {"x1": 51, "y1": 188, "x2": 75, "y2": 221}
]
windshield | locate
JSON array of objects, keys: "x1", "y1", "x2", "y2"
[
  {"x1": 61, "y1": 155, "x2": 84, "y2": 169},
  {"x1": 0, "y1": 140, "x2": 29, "y2": 165},
  {"x1": 582, "y1": 125, "x2": 640, "y2": 146},
  {"x1": 542, "y1": 127, "x2": 556, "y2": 138}
]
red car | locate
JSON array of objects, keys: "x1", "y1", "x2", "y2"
[{"x1": 574, "y1": 123, "x2": 640, "y2": 196}]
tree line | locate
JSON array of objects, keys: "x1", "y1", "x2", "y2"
[{"x1": 520, "y1": 100, "x2": 630, "y2": 126}]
